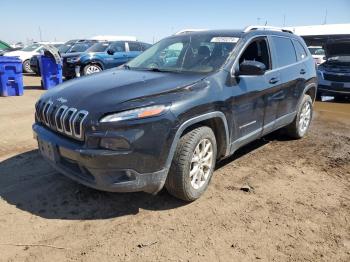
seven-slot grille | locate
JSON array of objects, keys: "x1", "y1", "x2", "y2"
[{"x1": 35, "y1": 100, "x2": 89, "y2": 141}]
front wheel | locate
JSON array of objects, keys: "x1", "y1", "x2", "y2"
[
  {"x1": 285, "y1": 94, "x2": 313, "y2": 139},
  {"x1": 165, "y1": 126, "x2": 217, "y2": 201},
  {"x1": 83, "y1": 64, "x2": 102, "y2": 76}
]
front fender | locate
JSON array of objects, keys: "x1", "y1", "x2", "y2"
[{"x1": 164, "y1": 111, "x2": 230, "y2": 170}]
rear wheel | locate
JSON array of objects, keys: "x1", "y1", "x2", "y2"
[
  {"x1": 285, "y1": 94, "x2": 313, "y2": 139},
  {"x1": 165, "y1": 126, "x2": 217, "y2": 201},
  {"x1": 23, "y1": 60, "x2": 33, "y2": 73},
  {"x1": 83, "y1": 64, "x2": 102, "y2": 76}
]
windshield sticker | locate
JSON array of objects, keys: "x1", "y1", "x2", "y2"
[{"x1": 211, "y1": 37, "x2": 239, "y2": 43}]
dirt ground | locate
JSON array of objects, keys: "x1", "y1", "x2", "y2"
[{"x1": 0, "y1": 75, "x2": 349, "y2": 262}]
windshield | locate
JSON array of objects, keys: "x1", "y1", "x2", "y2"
[
  {"x1": 70, "y1": 42, "x2": 94, "y2": 53},
  {"x1": 86, "y1": 42, "x2": 110, "y2": 52},
  {"x1": 22, "y1": 44, "x2": 41, "y2": 52},
  {"x1": 127, "y1": 34, "x2": 238, "y2": 73},
  {"x1": 58, "y1": 40, "x2": 77, "y2": 53},
  {"x1": 308, "y1": 47, "x2": 325, "y2": 56}
]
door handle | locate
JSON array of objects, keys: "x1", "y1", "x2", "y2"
[
  {"x1": 300, "y1": 69, "x2": 306, "y2": 74},
  {"x1": 269, "y1": 77, "x2": 279, "y2": 84}
]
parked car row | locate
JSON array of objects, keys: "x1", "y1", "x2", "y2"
[
  {"x1": 62, "y1": 40, "x2": 151, "y2": 78},
  {"x1": 30, "y1": 39, "x2": 100, "y2": 75},
  {"x1": 0, "y1": 40, "x2": 22, "y2": 55},
  {"x1": 3, "y1": 42, "x2": 63, "y2": 73},
  {"x1": 2, "y1": 36, "x2": 151, "y2": 77}
]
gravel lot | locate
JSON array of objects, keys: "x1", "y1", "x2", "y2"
[{"x1": 0, "y1": 75, "x2": 349, "y2": 261}]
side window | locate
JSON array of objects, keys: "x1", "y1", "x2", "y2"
[
  {"x1": 109, "y1": 42, "x2": 125, "y2": 52},
  {"x1": 271, "y1": 36, "x2": 297, "y2": 67},
  {"x1": 141, "y1": 43, "x2": 151, "y2": 51},
  {"x1": 239, "y1": 37, "x2": 271, "y2": 70},
  {"x1": 293, "y1": 40, "x2": 307, "y2": 61},
  {"x1": 128, "y1": 42, "x2": 142, "y2": 52}
]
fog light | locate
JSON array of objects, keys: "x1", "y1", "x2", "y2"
[{"x1": 100, "y1": 137, "x2": 130, "y2": 151}]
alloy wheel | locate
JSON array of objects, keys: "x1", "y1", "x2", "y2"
[{"x1": 189, "y1": 138, "x2": 214, "y2": 190}]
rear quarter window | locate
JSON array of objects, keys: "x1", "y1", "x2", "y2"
[
  {"x1": 293, "y1": 40, "x2": 307, "y2": 61},
  {"x1": 128, "y1": 42, "x2": 142, "y2": 52},
  {"x1": 271, "y1": 36, "x2": 297, "y2": 67}
]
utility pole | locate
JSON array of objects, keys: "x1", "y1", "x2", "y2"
[
  {"x1": 283, "y1": 14, "x2": 286, "y2": 27},
  {"x1": 323, "y1": 9, "x2": 328, "y2": 24},
  {"x1": 38, "y1": 26, "x2": 42, "y2": 42}
]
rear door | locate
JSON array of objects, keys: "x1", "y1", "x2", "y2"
[
  {"x1": 126, "y1": 42, "x2": 142, "y2": 60},
  {"x1": 269, "y1": 36, "x2": 306, "y2": 123}
]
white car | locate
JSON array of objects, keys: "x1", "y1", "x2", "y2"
[
  {"x1": 4, "y1": 42, "x2": 63, "y2": 73},
  {"x1": 308, "y1": 46, "x2": 326, "y2": 65}
]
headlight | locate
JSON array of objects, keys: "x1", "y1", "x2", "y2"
[
  {"x1": 66, "y1": 57, "x2": 80, "y2": 63},
  {"x1": 100, "y1": 105, "x2": 169, "y2": 123}
]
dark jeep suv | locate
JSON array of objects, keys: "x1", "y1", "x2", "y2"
[{"x1": 33, "y1": 28, "x2": 317, "y2": 201}]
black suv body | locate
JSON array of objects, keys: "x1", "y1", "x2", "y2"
[{"x1": 33, "y1": 28, "x2": 317, "y2": 201}]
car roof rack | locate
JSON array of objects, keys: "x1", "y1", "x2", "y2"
[
  {"x1": 174, "y1": 29, "x2": 208, "y2": 35},
  {"x1": 243, "y1": 25, "x2": 293, "y2": 34}
]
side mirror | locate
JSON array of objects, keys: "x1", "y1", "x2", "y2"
[
  {"x1": 239, "y1": 60, "x2": 266, "y2": 75},
  {"x1": 107, "y1": 48, "x2": 115, "y2": 55}
]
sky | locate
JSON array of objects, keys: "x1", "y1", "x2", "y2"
[{"x1": 1, "y1": 0, "x2": 349, "y2": 44}]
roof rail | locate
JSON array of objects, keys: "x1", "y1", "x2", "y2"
[
  {"x1": 174, "y1": 29, "x2": 208, "y2": 35},
  {"x1": 243, "y1": 25, "x2": 293, "y2": 34}
]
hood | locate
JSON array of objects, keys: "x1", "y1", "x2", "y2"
[
  {"x1": 40, "y1": 68, "x2": 205, "y2": 114},
  {"x1": 4, "y1": 50, "x2": 25, "y2": 57},
  {"x1": 62, "y1": 52, "x2": 85, "y2": 58},
  {"x1": 325, "y1": 40, "x2": 350, "y2": 58},
  {"x1": 3, "y1": 50, "x2": 33, "y2": 61}
]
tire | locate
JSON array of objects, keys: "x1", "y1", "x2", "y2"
[
  {"x1": 22, "y1": 60, "x2": 33, "y2": 73},
  {"x1": 285, "y1": 94, "x2": 313, "y2": 139},
  {"x1": 83, "y1": 64, "x2": 102, "y2": 76},
  {"x1": 165, "y1": 126, "x2": 217, "y2": 201}
]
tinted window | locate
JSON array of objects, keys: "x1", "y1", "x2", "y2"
[
  {"x1": 141, "y1": 43, "x2": 152, "y2": 51},
  {"x1": 272, "y1": 36, "x2": 297, "y2": 67},
  {"x1": 128, "y1": 42, "x2": 141, "y2": 51},
  {"x1": 239, "y1": 37, "x2": 271, "y2": 70},
  {"x1": 70, "y1": 43, "x2": 93, "y2": 52},
  {"x1": 308, "y1": 47, "x2": 325, "y2": 56},
  {"x1": 293, "y1": 40, "x2": 307, "y2": 61},
  {"x1": 110, "y1": 42, "x2": 125, "y2": 52},
  {"x1": 22, "y1": 44, "x2": 41, "y2": 52},
  {"x1": 86, "y1": 42, "x2": 110, "y2": 52}
]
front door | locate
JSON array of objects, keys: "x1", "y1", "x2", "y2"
[
  {"x1": 105, "y1": 42, "x2": 129, "y2": 69},
  {"x1": 230, "y1": 36, "x2": 281, "y2": 149}
]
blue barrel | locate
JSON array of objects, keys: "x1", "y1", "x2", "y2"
[
  {"x1": 39, "y1": 55, "x2": 63, "y2": 90},
  {"x1": 0, "y1": 56, "x2": 24, "y2": 97}
]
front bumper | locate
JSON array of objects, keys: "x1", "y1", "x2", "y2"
[
  {"x1": 33, "y1": 124, "x2": 169, "y2": 194},
  {"x1": 63, "y1": 62, "x2": 79, "y2": 78},
  {"x1": 318, "y1": 75, "x2": 350, "y2": 96}
]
